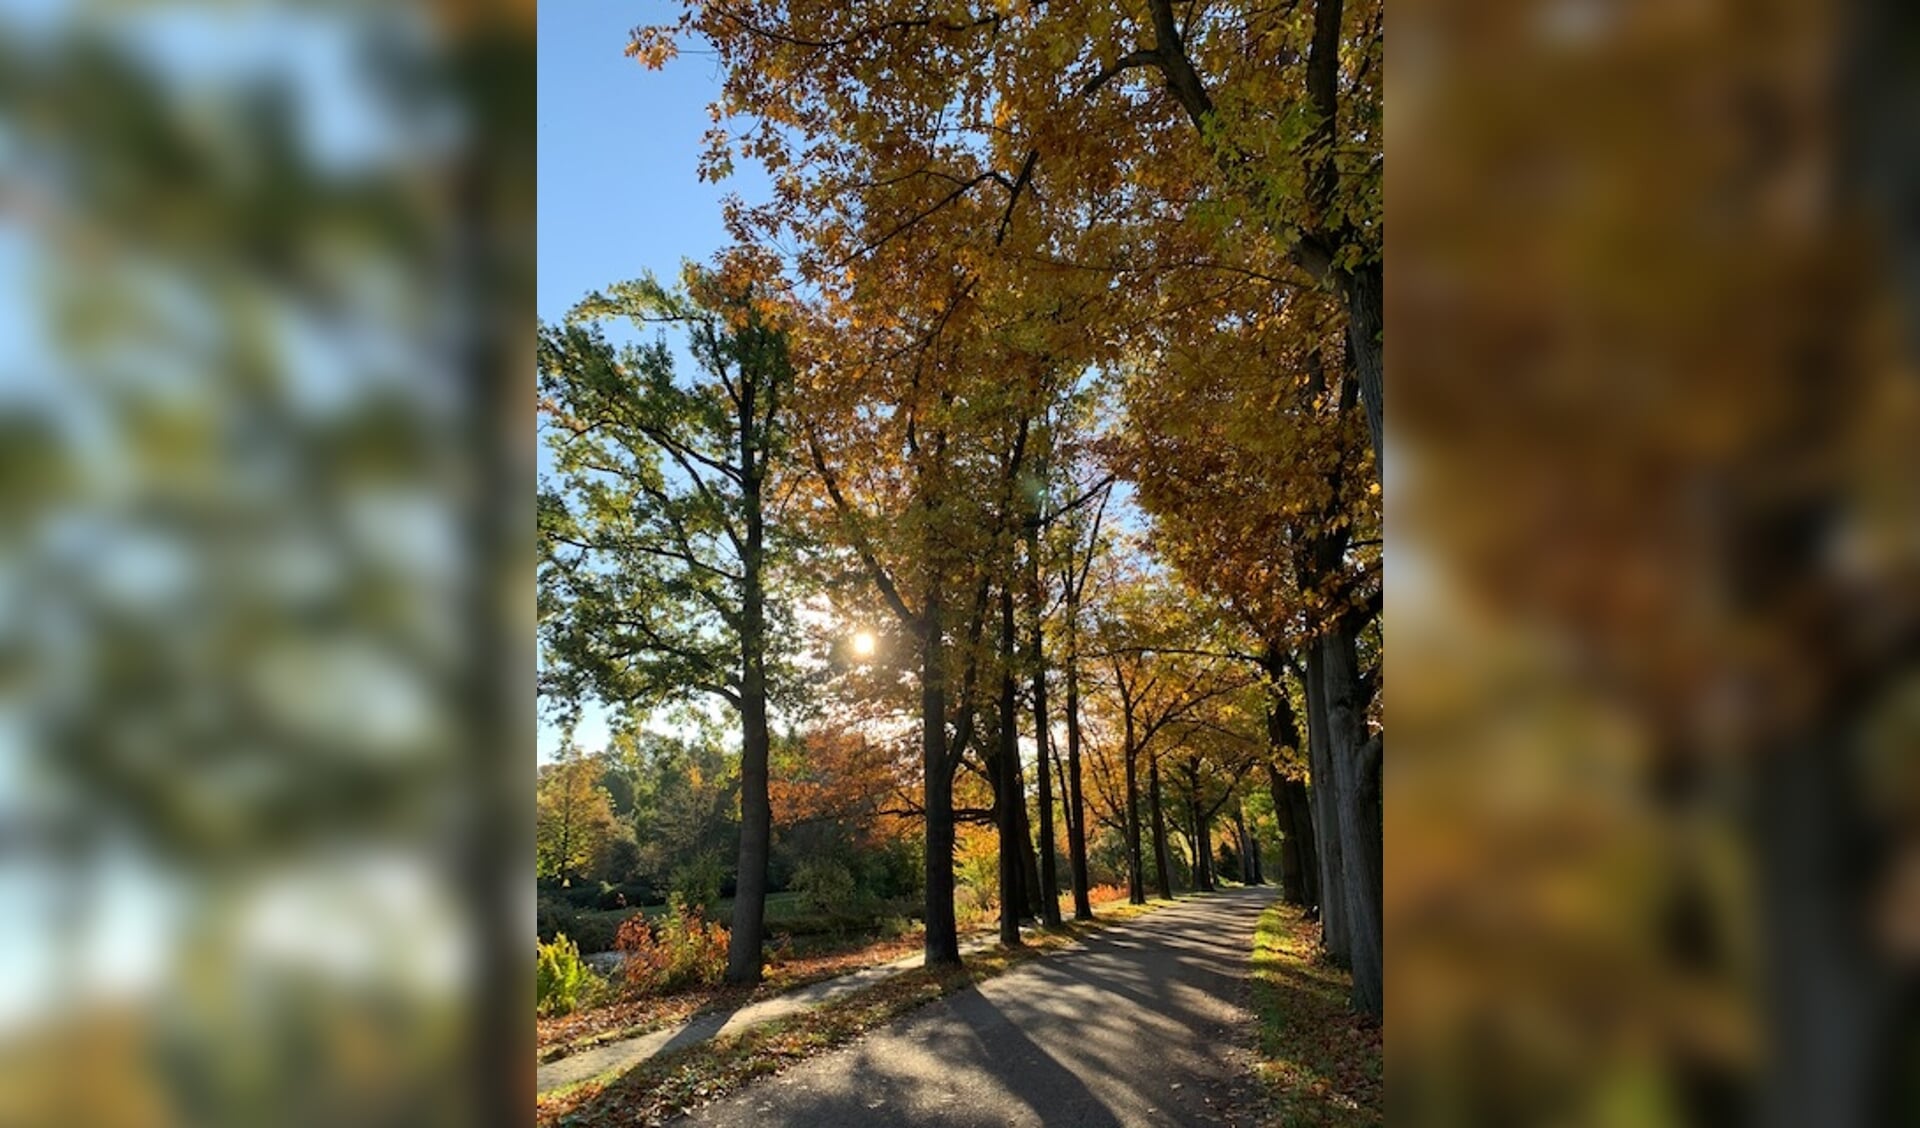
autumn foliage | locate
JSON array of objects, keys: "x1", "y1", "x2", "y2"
[{"x1": 614, "y1": 895, "x2": 733, "y2": 997}]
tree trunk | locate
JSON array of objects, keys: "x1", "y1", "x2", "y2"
[
  {"x1": 1149, "y1": 752, "x2": 1174, "y2": 900},
  {"x1": 1287, "y1": 776, "x2": 1321, "y2": 911},
  {"x1": 1175, "y1": 790, "x2": 1205, "y2": 893},
  {"x1": 1026, "y1": 525, "x2": 1063, "y2": 926},
  {"x1": 1015, "y1": 776, "x2": 1043, "y2": 920},
  {"x1": 995, "y1": 587, "x2": 1024, "y2": 947},
  {"x1": 1177, "y1": 800, "x2": 1201, "y2": 889},
  {"x1": 922, "y1": 599, "x2": 961, "y2": 966},
  {"x1": 1320, "y1": 624, "x2": 1383, "y2": 1018},
  {"x1": 1198, "y1": 806, "x2": 1215, "y2": 891},
  {"x1": 726, "y1": 657, "x2": 772, "y2": 982},
  {"x1": 1124, "y1": 722, "x2": 1145, "y2": 905},
  {"x1": 1236, "y1": 805, "x2": 1259, "y2": 884},
  {"x1": 1305, "y1": 644, "x2": 1350, "y2": 964},
  {"x1": 1268, "y1": 764, "x2": 1306, "y2": 905},
  {"x1": 1342, "y1": 259, "x2": 1384, "y2": 476},
  {"x1": 1063, "y1": 599, "x2": 1094, "y2": 919},
  {"x1": 1754, "y1": 731, "x2": 1897, "y2": 1128},
  {"x1": 726, "y1": 422, "x2": 772, "y2": 983}
]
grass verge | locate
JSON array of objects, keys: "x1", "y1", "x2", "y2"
[
  {"x1": 537, "y1": 931, "x2": 927, "y2": 1064},
  {"x1": 537, "y1": 898, "x2": 1174, "y2": 1127},
  {"x1": 1247, "y1": 902, "x2": 1383, "y2": 1126}
]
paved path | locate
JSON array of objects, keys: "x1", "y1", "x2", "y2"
[
  {"x1": 676, "y1": 886, "x2": 1279, "y2": 1127},
  {"x1": 539, "y1": 932, "x2": 1002, "y2": 1093}
]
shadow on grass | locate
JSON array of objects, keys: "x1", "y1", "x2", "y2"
[{"x1": 1248, "y1": 903, "x2": 1383, "y2": 1127}]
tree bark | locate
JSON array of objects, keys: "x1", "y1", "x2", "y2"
[
  {"x1": 1320, "y1": 624, "x2": 1383, "y2": 1017},
  {"x1": 922, "y1": 598, "x2": 961, "y2": 965},
  {"x1": 1026, "y1": 524, "x2": 1063, "y2": 926},
  {"x1": 1198, "y1": 806, "x2": 1215, "y2": 891},
  {"x1": 1342, "y1": 260, "x2": 1384, "y2": 474},
  {"x1": 1268, "y1": 764, "x2": 1306, "y2": 904},
  {"x1": 726, "y1": 653, "x2": 773, "y2": 982},
  {"x1": 1014, "y1": 772, "x2": 1043, "y2": 920},
  {"x1": 1185, "y1": 788, "x2": 1213, "y2": 892},
  {"x1": 995, "y1": 587, "x2": 1024, "y2": 947},
  {"x1": 725, "y1": 394, "x2": 772, "y2": 983},
  {"x1": 1304, "y1": 644, "x2": 1349, "y2": 964},
  {"x1": 1286, "y1": 776, "x2": 1321, "y2": 911},
  {"x1": 1063, "y1": 595, "x2": 1094, "y2": 918},
  {"x1": 1124, "y1": 708, "x2": 1145, "y2": 905},
  {"x1": 1236, "y1": 805, "x2": 1259, "y2": 884},
  {"x1": 1149, "y1": 752, "x2": 1174, "y2": 900}
]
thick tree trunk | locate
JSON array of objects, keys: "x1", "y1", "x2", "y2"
[
  {"x1": 1149, "y1": 753, "x2": 1174, "y2": 900},
  {"x1": 1342, "y1": 260, "x2": 1384, "y2": 475},
  {"x1": 726, "y1": 404, "x2": 772, "y2": 984},
  {"x1": 1305, "y1": 644, "x2": 1349, "y2": 963},
  {"x1": 1015, "y1": 777, "x2": 1043, "y2": 920},
  {"x1": 1287, "y1": 776, "x2": 1321, "y2": 911},
  {"x1": 1063, "y1": 605, "x2": 1093, "y2": 918},
  {"x1": 726, "y1": 667, "x2": 772, "y2": 982},
  {"x1": 1753, "y1": 730, "x2": 1897, "y2": 1128},
  {"x1": 1026, "y1": 526, "x2": 1063, "y2": 926},
  {"x1": 1268, "y1": 764, "x2": 1307, "y2": 905},
  {"x1": 922, "y1": 601, "x2": 961, "y2": 966},
  {"x1": 1320, "y1": 625, "x2": 1383, "y2": 1018},
  {"x1": 995, "y1": 588, "x2": 1024, "y2": 947}
]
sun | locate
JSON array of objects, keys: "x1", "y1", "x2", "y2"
[{"x1": 851, "y1": 631, "x2": 877, "y2": 658}]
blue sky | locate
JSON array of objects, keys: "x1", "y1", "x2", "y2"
[
  {"x1": 537, "y1": 2, "x2": 770, "y2": 760},
  {"x1": 538, "y1": 1, "x2": 769, "y2": 324}
]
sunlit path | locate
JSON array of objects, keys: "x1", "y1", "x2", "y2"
[{"x1": 678, "y1": 887, "x2": 1278, "y2": 1128}]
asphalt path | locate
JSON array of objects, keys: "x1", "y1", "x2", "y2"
[{"x1": 676, "y1": 885, "x2": 1280, "y2": 1127}]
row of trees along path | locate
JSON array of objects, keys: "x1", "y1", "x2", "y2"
[{"x1": 540, "y1": 0, "x2": 1381, "y2": 1018}]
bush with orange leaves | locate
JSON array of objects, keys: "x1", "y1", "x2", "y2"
[{"x1": 613, "y1": 894, "x2": 730, "y2": 997}]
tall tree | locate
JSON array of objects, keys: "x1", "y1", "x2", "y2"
[
  {"x1": 637, "y1": 0, "x2": 1383, "y2": 472},
  {"x1": 1120, "y1": 285, "x2": 1380, "y2": 1014},
  {"x1": 537, "y1": 259, "x2": 793, "y2": 984},
  {"x1": 535, "y1": 748, "x2": 624, "y2": 887}
]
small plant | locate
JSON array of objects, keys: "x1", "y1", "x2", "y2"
[
  {"x1": 537, "y1": 933, "x2": 605, "y2": 1017},
  {"x1": 616, "y1": 893, "x2": 731, "y2": 996}
]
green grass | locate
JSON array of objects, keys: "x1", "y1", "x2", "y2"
[{"x1": 1247, "y1": 903, "x2": 1383, "y2": 1126}]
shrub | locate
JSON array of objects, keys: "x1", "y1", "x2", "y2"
[
  {"x1": 954, "y1": 880, "x2": 995, "y2": 929},
  {"x1": 536, "y1": 898, "x2": 569, "y2": 944},
  {"x1": 615, "y1": 894, "x2": 730, "y2": 996},
  {"x1": 562, "y1": 881, "x2": 614, "y2": 910},
  {"x1": 791, "y1": 857, "x2": 857, "y2": 918},
  {"x1": 669, "y1": 852, "x2": 726, "y2": 914},
  {"x1": 537, "y1": 900, "x2": 631, "y2": 953},
  {"x1": 536, "y1": 934, "x2": 604, "y2": 1017}
]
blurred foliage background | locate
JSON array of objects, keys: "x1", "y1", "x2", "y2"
[
  {"x1": 1393, "y1": 0, "x2": 1920, "y2": 1125},
  {"x1": 0, "y1": 1, "x2": 531, "y2": 1126}
]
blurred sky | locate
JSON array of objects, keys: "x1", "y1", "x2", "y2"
[{"x1": 536, "y1": 1, "x2": 770, "y2": 762}]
